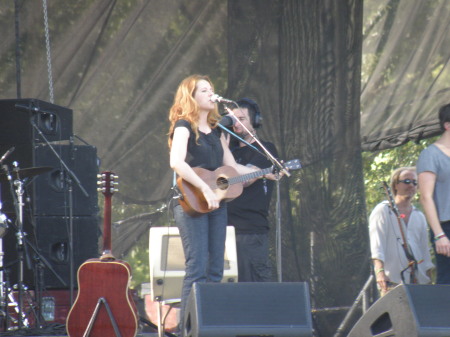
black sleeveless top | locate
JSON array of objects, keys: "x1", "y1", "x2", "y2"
[{"x1": 174, "y1": 119, "x2": 223, "y2": 170}]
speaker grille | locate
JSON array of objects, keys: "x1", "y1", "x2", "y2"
[
  {"x1": 185, "y1": 282, "x2": 313, "y2": 337},
  {"x1": 407, "y1": 285, "x2": 450, "y2": 328},
  {"x1": 198, "y1": 283, "x2": 309, "y2": 326}
]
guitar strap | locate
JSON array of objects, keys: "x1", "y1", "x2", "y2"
[{"x1": 386, "y1": 202, "x2": 418, "y2": 284}]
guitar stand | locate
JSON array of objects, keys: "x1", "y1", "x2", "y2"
[{"x1": 83, "y1": 297, "x2": 123, "y2": 337}]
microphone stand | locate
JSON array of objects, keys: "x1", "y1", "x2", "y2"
[
  {"x1": 224, "y1": 107, "x2": 290, "y2": 177},
  {"x1": 29, "y1": 118, "x2": 88, "y2": 306},
  {"x1": 222, "y1": 105, "x2": 290, "y2": 282}
]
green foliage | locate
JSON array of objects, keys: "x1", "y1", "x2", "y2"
[{"x1": 362, "y1": 137, "x2": 436, "y2": 214}]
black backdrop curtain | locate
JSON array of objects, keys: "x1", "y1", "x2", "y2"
[
  {"x1": 229, "y1": 1, "x2": 367, "y2": 335},
  {"x1": 8, "y1": 0, "x2": 449, "y2": 335}
]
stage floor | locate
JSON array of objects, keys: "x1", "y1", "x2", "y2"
[{"x1": 0, "y1": 332, "x2": 160, "y2": 337}]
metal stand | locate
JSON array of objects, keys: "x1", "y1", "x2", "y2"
[
  {"x1": 12, "y1": 169, "x2": 26, "y2": 329},
  {"x1": 156, "y1": 298, "x2": 180, "y2": 337},
  {"x1": 83, "y1": 297, "x2": 123, "y2": 337},
  {"x1": 274, "y1": 178, "x2": 282, "y2": 282},
  {"x1": 1, "y1": 163, "x2": 67, "y2": 330},
  {"x1": 333, "y1": 275, "x2": 375, "y2": 337},
  {"x1": 0, "y1": 236, "x2": 7, "y2": 330},
  {"x1": 0, "y1": 193, "x2": 9, "y2": 329}
]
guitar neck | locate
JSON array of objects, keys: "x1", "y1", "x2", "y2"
[
  {"x1": 228, "y1": 167, "x2": 273, "y2": 185},
  {"x1": 383, "y1": 182, "x2": 401, "y2": 218},
  {"x1": 98, "y1": 171, "x2": 117, "y2": 258},
  {"x1": 103, "y1": 195, "x2": 112, "y2": 255}
]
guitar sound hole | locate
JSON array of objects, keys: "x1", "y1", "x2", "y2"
[{"x1": 216, "y1": 177, "x2": 229, "y2": 190}]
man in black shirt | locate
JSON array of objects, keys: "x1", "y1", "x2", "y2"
[{"x1": 227, "y1": 98, "x2": 278, "y2": 282}]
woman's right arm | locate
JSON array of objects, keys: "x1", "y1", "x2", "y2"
[
  {"x1": 170, "y1": 126, "x2": 219, "y2": 210},
  {"x1": 419, "y1": 171, "x2": 450, "y2": 256}
]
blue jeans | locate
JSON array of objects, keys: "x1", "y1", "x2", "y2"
[{"x1": 173, "y1": 203, "x2": 227, "y2": 331}]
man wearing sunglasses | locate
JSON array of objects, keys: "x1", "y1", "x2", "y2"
[
  {"x1": 417, "y1": 103, "x2": 450, "y2": 284},
  {"x1": 369, "y1": 167, "x2": 434, "y2": 296}
]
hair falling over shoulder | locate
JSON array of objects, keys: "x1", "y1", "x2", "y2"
[{"x1": 167, "y1": 74, "x2": 221, "y2": 148}]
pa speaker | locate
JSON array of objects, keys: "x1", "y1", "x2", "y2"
[
  {"x1": 184, "y1": 282, "x2": 313, "y2": 337},
  {"x1": 2, "y1": 215, "x2": 100, "y2": 289},
  {"x1": 35, "y1": 215, "x2": 100, "y2": 288},
  {"x1": 348, "y1": 284, "x2": 450, "y2": 337},
  {"x1": 0, "y1": 98, "x2": 73, "y2": 145},
  {"x1": 0, "y1": 144, "x2": 99, "y2": 216},
  {"x1": 32, "y1": 144, "x2": 99, "y2": 216}
]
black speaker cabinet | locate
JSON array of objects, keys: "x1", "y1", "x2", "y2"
[
  {"x1": 348, "y1": 284, "x2": 450, "y2": 337},
  {"x1": 2, "y1": 215, "x2": 100, "y2": 289},
  {"x1": 184, "y1": 282, "x2": 313, "y2": 337},
  {"x1": 0, "y1": 144, "x2": 99, "y2": 216},
  {"x1": 32, "y1": 144, "x2": 99, "y2": 216},
  {"x1": 0, "y1": 98, "x2": 73, "y2": 145},
  {"x1": 35, "y1": 215, "x2": 99, "y2": 288}
]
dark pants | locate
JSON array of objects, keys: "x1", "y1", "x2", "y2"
[
  {"x1": 432, "y1": 221, "x2": 450, "y2": 284},
  {"x1": 235, "y1": 233, "x2": 273, "y2": 282},
  {"x1": 173, "y1": 203, "x2": 227, "y2": 333}
]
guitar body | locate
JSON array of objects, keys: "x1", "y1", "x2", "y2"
[
  {"x1": 66, "y1": 259, "x2": 138, "y2": 337},
  {"x1": 177, "y1": 166, "x2": 243, "y2": 216},
  {"x1": 177, "y1": 160, "x2": 301, "y2": 216}
]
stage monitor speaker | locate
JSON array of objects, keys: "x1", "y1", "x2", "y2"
[
  {"x1": 149, "y1": 226, "x2": 238, "y2": 301},
  {"x1": 348, "y1": 284, "x2": 450, "y2": 337},
  {"x1": 0, "y1": 98, "x2": 73, "y2": 145},
  {"x1": 184, "y1": 282, "x2": 313, "y2": 337}
]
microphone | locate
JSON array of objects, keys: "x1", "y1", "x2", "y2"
[
  {"x1": 219, "y1": 115, "x2": 235, "y2": 128},
  {"x1": 0, "y1": 146, "x2": 15, "y2": 165},
  {"x1": 210, "y1": 94, "x2": 235, "y2": 104}
]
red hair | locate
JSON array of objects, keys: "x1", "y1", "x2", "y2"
[{"x1": 168, "y1": 75, "x2": 220, "y2": 148}]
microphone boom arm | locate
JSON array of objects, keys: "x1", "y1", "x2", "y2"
[{"x1": 224, "y1": 106, "x2": 290, "y2": 177}]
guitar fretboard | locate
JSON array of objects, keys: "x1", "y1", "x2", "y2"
[{"x1": 227, "y1": 167, "x2": 273, "y2": 185}]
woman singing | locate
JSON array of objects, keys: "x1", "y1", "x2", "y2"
[{"x1": 168, "y1": 74, "x2": 255, "y2": 332}]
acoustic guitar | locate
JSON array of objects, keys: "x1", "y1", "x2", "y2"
[
  {"x1": 177, "y1": 159, "x2": 301, "y2": 216},
  {"x1": 66, "y1": 171, "x2": 138, "y2": 337}
]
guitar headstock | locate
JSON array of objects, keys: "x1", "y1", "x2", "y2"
[
  {"x1": 382, "y1": 181, "x2": 399, "y2": 215},
  {"x1": 382, "y1": 181, "x2": 394, "y2": 199},
  {"x1": 97, "y1": 171, "x2": 119, "y2": 197},
  {"x1": 284, "y1": 159, "x2": 302, "y2": 171}
]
